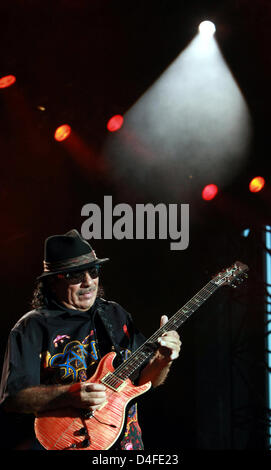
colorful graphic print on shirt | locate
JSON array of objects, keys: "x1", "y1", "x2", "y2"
[{"x1": 40, "y1": 328, "x2": 144, "y2": 449}]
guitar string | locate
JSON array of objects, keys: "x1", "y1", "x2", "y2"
[
  {"x1": 110, "y1": 282, "x2": 219, "y2": 382},
  {"x1": 105, "y1": 265, "x2": 244, "y2": 384},
  {"x1": 104, "y1": 278, "x2": 221, "y2": 385}
]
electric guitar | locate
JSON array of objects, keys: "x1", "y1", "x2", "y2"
[{"x1": 34, "y1": 261, "x2": 248, "y2": 450}]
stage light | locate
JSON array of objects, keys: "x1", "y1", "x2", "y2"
[
  {"x1": 0, "y1": 74, "x2": 16, "y2": 89},
  {"x1": 241, "y1": 228, "x2": 250, "y2": 238},
  {"x1": 54, "y1": 124, "x2": 71, "y2": 142},
  {"x1": 202, "y1": 184, "x2": 218, "y2": 201},
  {"x1": 107, "y1": 115, "x2": 124, "y2": 132},
  {"x1": 198, "y1": 21, "x2": 216, "y2": 37},
  {"x1": 249, "y1": 176, "x2": 265, "y2": 193}
]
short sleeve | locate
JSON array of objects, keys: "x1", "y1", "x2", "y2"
[{"x1": 0, "y1": 318, "x2": 43, "y2": 404}]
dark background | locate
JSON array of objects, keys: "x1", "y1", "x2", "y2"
[{"x1": 0, "y1": 0, "x2": 270, "y2": 451}]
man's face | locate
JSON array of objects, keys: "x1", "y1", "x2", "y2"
[{"x1": 51, "y1": 266, "x2": 100, "y2": 311}]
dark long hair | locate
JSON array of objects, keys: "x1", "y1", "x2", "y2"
[{"x1": 31, "y1": 279, "x2": 104, "y2": 309}]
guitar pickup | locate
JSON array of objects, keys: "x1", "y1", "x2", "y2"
[{"x1": 101, "y1": 373, "x2": 127, "y2": 392}]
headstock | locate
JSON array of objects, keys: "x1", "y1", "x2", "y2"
[{"x1": 212, "y1": 261, "x2": 249, "y2": 288}]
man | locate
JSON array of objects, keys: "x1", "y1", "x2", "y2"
[{"x1": 0, "y1": 229, "x2": 181, "y2": 450}]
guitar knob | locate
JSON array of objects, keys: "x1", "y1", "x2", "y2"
[
  {"x1": 74, "y1": 427, "x2": 88, "y2": 436},
  {"x1": 81, "y1": 438, "x2": 91, "y2": 448},
  {"x1": 82, "y1": 410, "x2": 94, "y2": 419}
]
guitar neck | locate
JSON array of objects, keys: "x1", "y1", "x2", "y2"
[{"x1": 113, "y1": 278, "x2": 220, "y2": 381}]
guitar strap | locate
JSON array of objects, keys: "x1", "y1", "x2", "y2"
[
  {"x1": 94, "y1": 299, "x2": 147, "y2": 379},
  {"x1": 95, "y1": 300, "x2": 123, "y2": 357}
]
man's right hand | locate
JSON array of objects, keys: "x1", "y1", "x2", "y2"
[{"x1": 68, "y1": 382, "x2": 107, "y2": 411}]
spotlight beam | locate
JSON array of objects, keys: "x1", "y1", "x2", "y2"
[{"x1": 104, "y1": 21, "x2": 252, "y2": 202}]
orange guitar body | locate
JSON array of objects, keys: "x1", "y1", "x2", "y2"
[{"x1": 34, "y1": 352, "x2": 151, "y2": 450}]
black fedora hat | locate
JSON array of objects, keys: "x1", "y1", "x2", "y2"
[{"x1": 38, "y1": 229, "x2": 109, "y2": 279}]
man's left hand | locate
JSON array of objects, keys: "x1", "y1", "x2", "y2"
[{"x1": 156, "y1": 315, "x2": 181, "y2": 362}]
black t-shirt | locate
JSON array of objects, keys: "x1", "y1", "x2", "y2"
[{"x1": 0, "y1": 297, "x2": 147, "y2": 450}]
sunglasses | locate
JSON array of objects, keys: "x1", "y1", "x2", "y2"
[{"x1": 57, "y1": 265, "x2": 101, "y2": 284}]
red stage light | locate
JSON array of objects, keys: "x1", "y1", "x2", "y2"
[
  {"x1": 249, "y1": 176, "x2": 265, "y2": 193},
  {"x1": 107, "y1": 115, "x2": 124, "y2": 132},
  {"x1": 0, "y1": 74, "x2": 16, "y2": 89},
  {"x1": 54, "y1": 124, "x2": 71, "y2": 142},
  {"x1": 202, "y1": 184, "x2": 218, "y2": 201}
]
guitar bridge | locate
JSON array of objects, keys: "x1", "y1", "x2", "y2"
[{"x1": 101, "y1": 373, "x2": 126, "y2": 392}]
